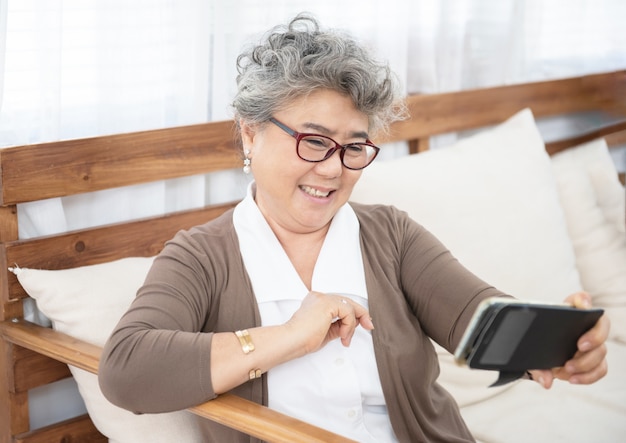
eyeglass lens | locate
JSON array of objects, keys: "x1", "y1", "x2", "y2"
[{"x1": 297, "y1": 135, "x2": 377, "y2": 170}]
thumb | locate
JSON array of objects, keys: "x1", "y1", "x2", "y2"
[{"x1": 565, "y1": 291, "x2": 592, "y2": 309}]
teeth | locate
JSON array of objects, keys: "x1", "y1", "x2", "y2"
[{"x1": 300, "y1": 185, "x2": 330, "y2": 198}]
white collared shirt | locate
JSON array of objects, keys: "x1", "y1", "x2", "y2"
[{"x1": 233, "y1": 183, "x2": 397, "y2": 442}]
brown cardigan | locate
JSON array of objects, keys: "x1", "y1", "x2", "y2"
[{"x1": 100, "y1": 202, "x2": 504, "y2": 442}]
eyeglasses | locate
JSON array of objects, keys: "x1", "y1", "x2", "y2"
[{"x1": 269, "y1": 118, "x2": 380, "y2": 170}]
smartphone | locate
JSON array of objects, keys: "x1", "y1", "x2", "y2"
[{"x1": 454, "y1": 297, "x2": 604, "y2": 371}]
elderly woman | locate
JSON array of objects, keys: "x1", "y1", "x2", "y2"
[{"x1": 99, "y1": 14, "x2": 609, "y2": 443}]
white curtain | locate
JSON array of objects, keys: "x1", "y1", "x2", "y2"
[
  {"x1": 3, "y1": 0, "x2": 626, "y2": 146},
  {"x1": 2, "y1": 0, "x2": 214, "y2": 238},
  {"x1": 405, "y1": 0, "x2": 626, "y2": 93},
  {"x1": 1, "y1": 0, "x2": 625, "y2": 430}
]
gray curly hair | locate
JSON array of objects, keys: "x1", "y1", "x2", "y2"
[{"x1": 232, "y1": 13, "x2": 406, "y2": 137}]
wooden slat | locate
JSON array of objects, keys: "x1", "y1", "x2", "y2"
[
  {"x1": 384, "y1": 70, "x2": 626, "y2": 144},
  {"x1": 1, "y1": 299, "x2": 23, "y2": 322},
  {"x1": 13, "y1": 347, "x2": 71, "y2": 392},
  {"x1": 545, "y1": 120, "x2": 626, "y2": 156},
  {"x1": 1, "y1": 339, "x2": 73, "y2": 441},
  {"x1": 605, "y1": 129, "x2": 626, "y2": 148},
  {"x1": 15, "y1": 414, "x2": 106, "y2": 443},
  {"x1": 0, "y1": 206, "x2": 18, "y2": 243},
  {"x1": 0, "y1": 321, "x2": 355, "y2": 443},
  {"x1": 0, "y1": 121, "x2": 241, "y2": 205},
  {"x1": 9, "y1": 390, "x2": 29, "y2": 438},
  {"x1": 408, "y1": 138, "x2": 430, "y2": 154},
  {"x1": 1, "y1": 340, "x2": 22, "y2": 442},
  {"x1": 4, "y1": 202, "x2": 236, "y2": 301},
  {"x1": 1, "y1": 244, "x2": 17, "y2": 320}
]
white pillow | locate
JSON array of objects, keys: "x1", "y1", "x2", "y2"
[
  {"x1": 11, "y1": 257, "x2": 204, "y2": 443},
  {"x1": 351, "y1": 108, "x2": 583, "y2": 405},
  {"x1": 551, "y1": 138, "x2": 626, "y2": 342},
  {"x1": 353, "y1": 108, "x2": 582, "y2": 304}
]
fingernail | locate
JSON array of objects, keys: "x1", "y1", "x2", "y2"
[
  {"x1": 537, "y1": 376, "x2": 545, "y2": 387},
  {"x1": 580, "y1": 340, "x2": 592, "y2": 351}
]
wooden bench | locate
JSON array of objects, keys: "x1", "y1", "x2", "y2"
[{"x1": 1, "y1": 70, "x2": 625, "y2": 443}]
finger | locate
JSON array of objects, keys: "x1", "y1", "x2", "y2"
[
  {"x1": 334, "y1": 298, "x2": 374, "y2": 346},
  {"x1": 565, "y1": 344, "x2": 608, "y2": 376},
  {"x1": 577, "y1": 314, "x2": 610, "y2": 352},
  {"x1": 528, "y1": 369, "x2": 555, "y2": 389},
  {"x1": 335, "y1": 299, "x2": 359, "y2": 346},
  {"x1": 332, "y1": 297, "x2": 372, "y2": 327},
  {"x1": 345, "y1": 300, "x2": 374, "y2": 330},
  {"x1": 568, "y1": 357, "x2": 608, "y2": 385},
  {"x1": 566, "y1": 291, "x2": 592, "y2": 309}
]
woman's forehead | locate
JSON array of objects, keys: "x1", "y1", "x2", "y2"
[{"x1": 276, "y1": 90, "x2": 370, "y2": 133}]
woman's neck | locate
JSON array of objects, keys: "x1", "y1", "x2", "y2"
[{"x1": 271, "y1": 224, "x2": 329, "y2": 291}]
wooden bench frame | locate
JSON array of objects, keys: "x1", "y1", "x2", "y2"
[{"x1": 1, "y1": 70, "x2": 625, "y2": 443}]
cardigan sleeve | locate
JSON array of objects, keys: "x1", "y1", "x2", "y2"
[
  {"x1": 99, "y1": 232, "x2": 218, "y2": 413},
  {"x1": 397, "y1": 213, "x2": 507, "y2": 352},
  {"x1": 353, "y1": 202, "x2": 507, "y2": 353},
  {"x1": 99, "y1": 213, "x2": 261, "y2": 414}
]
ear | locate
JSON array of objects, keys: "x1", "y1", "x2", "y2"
[{"x1": 239, "y1": 119, "x2": 258, "y2": 153}]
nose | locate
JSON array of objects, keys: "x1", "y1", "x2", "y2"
[{"x1": 313, "y1": 148, "x2": 343, "y2": 177}]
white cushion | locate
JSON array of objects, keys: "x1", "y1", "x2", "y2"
[
  {"x1": 351, "y1": 108, "x2": 584, "y2": 404},
  {"x1": 551, "y1": 138, "x2": 626, "y2": 342},
  {"x1": 11, "y1": 257, "x2": 204, "y2": 443}
]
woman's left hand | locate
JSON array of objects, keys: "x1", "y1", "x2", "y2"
[{"x1": 529, "y1": 292, "x2": 610, "y2": 389}]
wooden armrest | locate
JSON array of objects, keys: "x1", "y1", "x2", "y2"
[
  {"x1": 190, "y1": 396, "x2": 357, "y2": 443},
  {"x1": 0, "y1": 319, "x2": 101, "y2": 372},
  {"x1": 0, "y1": 320, "x2": 356, "y2": 443}
]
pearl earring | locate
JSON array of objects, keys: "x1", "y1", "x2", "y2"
[{"x1": 242, "y1": 149, "x2": 251, "y2": 174}]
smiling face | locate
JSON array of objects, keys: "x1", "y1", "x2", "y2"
[{"x1": 240, "y1": 89, "x2": 370, "y2": 237}]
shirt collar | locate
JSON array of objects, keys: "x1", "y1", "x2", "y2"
[{"x1": 233, "y1": 182, "x2": 368, "y2": 304}]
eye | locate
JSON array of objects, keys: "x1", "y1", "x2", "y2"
[
  {"x1": 301, "y1": 136, "x2": 333, "y2": 151},
  {"x1": 343, "y1": 144, "x2": 366, "y2": 157}
]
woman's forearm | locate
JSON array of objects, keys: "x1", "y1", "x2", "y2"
[{"x1": 210, "y1": 324, "x2": 305, "y2": 394}]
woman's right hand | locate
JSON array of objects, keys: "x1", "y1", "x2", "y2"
[
  {"x1": 210, "y1": 291, "x2": 374, "y2": 394},
  {"x1": 285, "y1": 291, "x2": 375, "y2": 355}
]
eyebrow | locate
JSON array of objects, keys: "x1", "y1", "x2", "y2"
[{"x1": 301, "y1": 122, "x2": 369, "y2": 141}]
